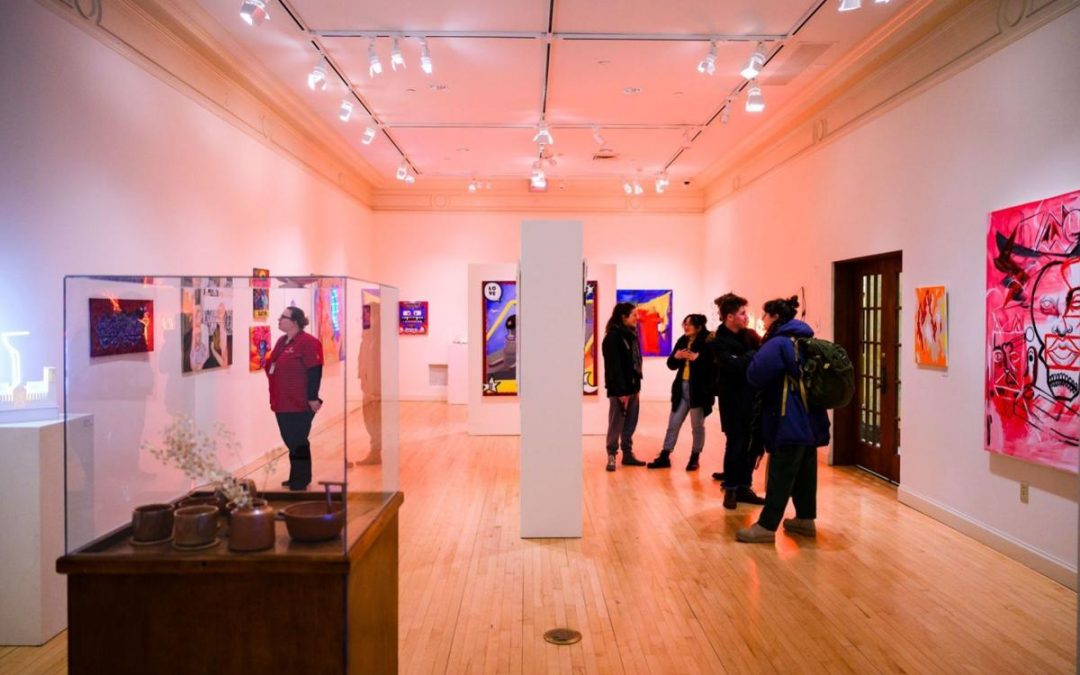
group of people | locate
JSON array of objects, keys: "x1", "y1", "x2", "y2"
[{"x1": 601, "y1": 292, "x2": 831, "y2": 544}]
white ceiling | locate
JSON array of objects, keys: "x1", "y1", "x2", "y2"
[{"x1": 190, "y1": 0, "x2": 913, "y2": 190}]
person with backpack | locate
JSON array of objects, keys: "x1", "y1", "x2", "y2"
[
  {"x1": 602, "y1": 302, "x2": 647, "y2": 472},
  {"x1": 736, "y1": 295, "x2": 831, "y2": 544}
]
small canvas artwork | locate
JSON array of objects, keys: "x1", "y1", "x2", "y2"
[
  {"x1": 583, "y1": 280, "x2": 598, "y2": 395},
  {"x1": 399, "y1": 301, "x2": 429, "y2": 335},
  {"x1": 362, "y1": 304, "x2": 372, "y2": 330},
  {"x1": 252, "y1": 268, "x2": 270, "y2": 321},
  {"x1": 89, "y1": 298, "x2": 154, "y2": 357},
  {"x1": 314, "y1": 278, "x2": 345, "y2": 364},
  {"x1": 482, "y1": 281, "x2": 518, "y2": 396},
  {"x1": 914, "y1": 286, "x2": 948, "y2": 368},
  {"x1": 616, "y1": 289, "x2": 673, "y2": 357},
  {"x1": 986, "y1": 188, "x2": 1080, "y2": 472},
  {"x1": 181, "y1": 277, "x2": 233, "y2": 373},
  {"x1": 249, "y1": 325, "x2": 272, "y2": 372}
]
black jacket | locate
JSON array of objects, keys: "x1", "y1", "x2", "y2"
[
  {"x1": 667, "y1": 333, "x2": 715, "y2": 415},
  {"x1": 709, "y1": 324, "x2": 762, "y2": 434},
  {"x1": 602, "y1": 326, "x2": 642, "y2": 397}
]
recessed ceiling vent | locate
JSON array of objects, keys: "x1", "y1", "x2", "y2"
[{"x1": 592, "y1": 148, "x2": 619, "y2": 160}]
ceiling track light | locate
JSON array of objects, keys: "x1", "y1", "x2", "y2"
[
  {"x1": 655, "y1": 172, "x2": 670, "y2": 194},
  {"x1": 697, "y1": 40, "x2": 718, "y2": 76},
  {"x1": 533, "y1": 120, "x2": 554, "y2": 145},
  {"x1": 307, "y1": 57, "x2": 328, "y2": 91},
  {"x1": 592, "y1": 125, "x2": 605, "y2": 146},
  {"x1": 839, "y1": 0, "x2": 862, "y2": 10},
  {"x1": 390, "y1": 36, "x2": 406, "y2": 71},
  {"x1": 740, "y1": 42, "x2": 767, "y2": 80},
  {"x1": 361, "y1": 125, "x2": 378, "y2": 145},
  {"x1": 418, "y1": 37, "x2": 433, "y2": 75},
  {"x1": 368, "y1": 39, "x2": 383, "y2": 77},
  {"x1": 720, "y1": 105, "x2": 731, "y2": 124},
  {"x1": 238, "y1": 0, "x2": 269, "y2": 26},
  {"x1": 339, "y1": 99, "x2": 354, "y2": 122},
  {"x1": 745, "y1": 79, "x2": 765, "y2": 113},
  {"x1": 396, "y1": 161, "x2": 408, "y2": 181}
]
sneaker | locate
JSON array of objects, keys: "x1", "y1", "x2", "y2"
[
  {"x1": 621, "y1": 452, "x2": 646, "y2": 467},
  {"x1": 722, "y1": 489, "x2": 738, "y2": 510},
  {"x1": 647, "y1": 451, "x2": 672, "y2": 469},
  {"x1": 736, "y1": 488, "x2": 766, "y2": 505},
  {"x1": 685, "y1": 452, "x2": 700, "y2": 471},
  {"x1": 782, "y1": 518, "x2": 817, "y2": 537},
  {"x1": 736, "y1": 523, "x2": 776, "y2": 543},
  {"x1": 711, "y1": 472, "x2": 725, "y2": 482},
  {"x1": 606, "y1": 455, "x2": 617, "y2": 472}
]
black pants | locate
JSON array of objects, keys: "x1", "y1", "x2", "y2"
[
  {"x1": 721, "y1": 427, "x2": 754, "y2": 490},
  {"x1": 757, "y1": 444, "x2": 818, "y2": 531},
  {"x1": 276, "y1": 411, "x2": 315, "y2": 489}
]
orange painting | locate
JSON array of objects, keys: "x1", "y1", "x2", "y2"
[{"x1": 914, "y1": 286, "x2": 947, "y2": 368}]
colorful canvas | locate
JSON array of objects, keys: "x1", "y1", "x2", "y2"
[
  {"x1": 583, "y1": 280, "x2": 598, "y2": 395},
  {"x1": 914, "y1": 286, "x2": 948, "y2": 368},
  {"x1": 986, "y1": 189, "x2": 1080, "y2": 472},
  {"x1": 181, "y1": 277, "x2": 233, "y2": 373},
  {"x1": 314, "y1": 279, "x2": 345, "y2": 364},
  {"x1": 615, "y1": 289, "x2": 673, "y2": 357},
  {"x1": 249, "y1": 325, "x2": 271, "y2": 372},
  {"x1": 399, "y1": 301, "x2": 429, "y2": 335},
  {"x1": 252, "y1": 268, "x2": 270, "y2": 321},
  {"x1": 482, "y1": 281, "x2": 518, "y2": 396},
  {"x1": 89, "y1": 298, "x2": 154, "y2": 357}
]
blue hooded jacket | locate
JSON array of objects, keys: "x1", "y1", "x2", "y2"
[{"x1": 746, "y1": 318, "x2": 831, "y2": 450}]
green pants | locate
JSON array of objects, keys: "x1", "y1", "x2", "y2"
[{"x1": 757, "y1": 444, "x2": 817, "y2": 531}]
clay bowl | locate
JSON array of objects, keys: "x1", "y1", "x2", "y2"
[
  {"x1": 131, "y1": 503, "x2": 174, "y2": 543},
  {"x1": 280, "y1": 501, "x2": 346, "y2": 542},
  {"x1": 173, "y1": 505, "x2": 219, "y2": 547}
]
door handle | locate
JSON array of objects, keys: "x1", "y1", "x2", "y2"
[{"x1": 879, "y1": 354, "x2": 887, "y2": 393}]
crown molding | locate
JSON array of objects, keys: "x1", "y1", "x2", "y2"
[
  {"x1": 372, "y1": 189, "x2": 705, "y2": 213},
  {"x1": 702, "y1": 0, "x2": 1080, "y2": 210}
]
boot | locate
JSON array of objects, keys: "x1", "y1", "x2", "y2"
[
  {"x1": 782, "y1": 518, "x2": 817, "y2": 537},
  {"x1": 736, "y1": 488, "x2": 766, "y2": 505},
  {"x1": 606, "y1": 454, "x2": 617, "y2": 472},
  {"x1": 685, "y1": 452, "x2": 700, "y2": 471},
  {"x1": 621, "y1": 450, "x2": 646, "y2": 467},
  {"x1": 647, "y1": 450, "x2": 672, "y2": 469},
  {"x1": 736, "y1": 522, "x2": 776, "y2": 544},
  {"x1": 722, "y1": 489, "x2": 738, "y2": 510}
]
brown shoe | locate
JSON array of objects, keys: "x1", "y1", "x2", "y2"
[
  {"x1": 722, "y1": 489, "x2": 738, "y2": 510},
  {"x1": 782, "y1": 518, "x2": 817, "y2": 537},
  {"x1": 736, "y1": 523, "x2": 776, "y2": 543}
]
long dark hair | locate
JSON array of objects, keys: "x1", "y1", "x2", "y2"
[
  {"x1": 683, "y1": 313, "x2": 708, "y2": 347},
  {"x1": 762, "y1": 295, "x2": 799, "y2": 336},
  {"x1": 605, "y1": 302, "x2": 636, "y2": 334}
]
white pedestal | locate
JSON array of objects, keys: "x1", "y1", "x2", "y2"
[
  {"x1": 0, "y1": 415, "x2": 88, "y2": 645},
  {"x1": 447, "y1": 342, "x2": 469, "y2": 405}
]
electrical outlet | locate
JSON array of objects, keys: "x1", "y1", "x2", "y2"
[{"x1": 1020, "y1": 482, "x2": 1030, "y2": 504}]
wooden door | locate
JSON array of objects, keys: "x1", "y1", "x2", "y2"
[{"x1": 833, "y1": 253, "x2": 902, "y2": 483}]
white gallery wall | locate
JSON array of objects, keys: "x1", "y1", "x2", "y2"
[
  {"x1": 0, "y1": 1, "x2": 378, "y2": 396},
  {"x1": 372, "y1": 210, "x2": 708, "y2": 402},
  {"x1": 704, "y1": 8, "x2": 1080, "y2": 580}
]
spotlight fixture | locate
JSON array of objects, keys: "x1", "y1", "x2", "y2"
[
  {"x1": 419, "y1": 38, "x2": 434, "y2": 75},
  {"x1": 307, "y1": 57, "x2": 328, "y2": 91},
  {"x1": 622, "y1": 179, "x2": 643, "y2": 195},
  {"x1": 396, "y1": 161, "x2": 408, "y2": 181},
  {"x1": 591, "y1": 125, "x2": 605, "y2": 146},
  {"x1": 361, "y1": 125, "x2": 377, "y2": 145},
  {"x1": 404, "y1": 173, "x2": 416, "y2": 184},
  {"x1": 697, "y1": 41, "x2": 718, "y2": 76},
  {"x1": 530, "y1": 168, "x2": 547, "y2": 190},
  {"x1": 390, "y1": 36, "x2": 406, "y2": 71},
  {"x1": 745, "y1": 79, "x2": 765, "y2": 113},
  {"x1": 468, "y1": 181, "x2": 478, "y2": 193},
  {"x1": 623, "y1": 180, "x2": 633, "y2": 195},
  {"x1": 839, "y1": 0, "x2": 861, "y2": 10},
  {"x1": 720, "y1": 106, "x2": 731, "y2": 124},
  {"x1": 238, "y1": 0, "x2": 269, "y2": 26},
  {"x1": 655, "y1": 172, "x2": 670, "y2": 194},
  {"x1": 740, "y1": 42, "x2": 767, "y2": 80},
  {"x1": 533, "y1": 120, "x2": 554, "y2": 145},
  {"x1": 338, "y1": 100, "x2": 354, "y2": 122},
  {"x1": 368, "y1": 39, "x2": 383, "y2": 77}
]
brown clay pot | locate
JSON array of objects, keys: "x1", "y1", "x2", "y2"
[
  {"x1": 173, "y1": 505, "x2": 219, "y2": 547},
  {"x1": 131, "y1": 503, "x2": 174, "y2": 543},
  {"x1": 280, "y1": 501, "x2": 346, "y2": 542},
  {"x1": 227, "y1": 498, "x2": 276, "y2": 552}
]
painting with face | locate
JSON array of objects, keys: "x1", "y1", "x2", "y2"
[
  {"x1": 180, "y1": 277, "x2": 233, "y2": 374},
  {"x1": 986, "y1": 189, "x2": 1080, "y2": 472}
]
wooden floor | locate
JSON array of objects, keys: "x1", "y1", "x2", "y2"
[{"x1": 3, "y1": 401, "x2": 1076, "y2": 674}]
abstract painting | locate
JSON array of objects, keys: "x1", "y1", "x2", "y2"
[
  {"x1": 583, "y1": 280, "x2": 598, "y2": 395},
  {"x1": 914, "y1": 286, "x2": 948, "y2": 368},
  {"x1": 482, "y1": 280, "x2": 517, "y2": 395},
  {"x1": 181, "y1": 277, "x2": 233, "y2": 373},
  {"x1": 252, "y1": 268, "x2": 270, "y2": 321},
  {"x1": 249, "y1": 325, "x2": 272, "y2": 372},
  {"x1": 399, "y1": 301, "x2": 429, "y2": 335},
  {"x1": 616, "y1": 289, "x2": 673, "y2": 357},
  {"x1": 89, "y1": 298, "x2": 154, "y2": 357},
  {"x1": 986, "y1": 188, "x2": 1080, "y2": 472},
  {"x1": 314, "y1": 278, "x2": 345, "y2": 364}
]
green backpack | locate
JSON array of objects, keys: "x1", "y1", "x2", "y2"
[{"x1": 790, "y1": 338, "x2": 855, "y2": 410}]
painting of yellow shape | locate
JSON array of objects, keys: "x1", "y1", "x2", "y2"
[{"x1": 914, "y1": 286, "x2": 947, "y2": 368}]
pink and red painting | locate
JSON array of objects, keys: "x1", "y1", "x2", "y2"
[
  {"x1": 89, "y1": 298, "x2": 154, "y2": 357},
  {"x1": 985, "y1": 188, "x2": 1080, "y2": 472},
  {"x1": 249, "y1": 325, "x2": 271, "y2": 372}
]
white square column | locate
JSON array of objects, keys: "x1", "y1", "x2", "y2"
[{"x1": 519, "y1": 220, "x2": 583, "y2": 538}]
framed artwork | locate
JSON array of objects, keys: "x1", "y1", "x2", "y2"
[
  {"x1": 914, "y1": 286, "x2": 948, "y2": 368},
  {"x1": 88, "y1": 298, "x2": 154, "y2": 357},
  {"x1": 399, "y1": 301, "x2": 429, "y2": 335},
  {"x1": 252, "y1": 268, "x2": 270, "y2": 321},
  {"x1": 583, "y1": 280, "x2": 598, "y2": 395},
  {"x1": 181, "y1": 277, "x2": 233, "y2": 373},
  {"x1": 314, "y1": 278, "x2": 345, "y2": 364},
  {"x1": 482, "y1": 280, "x2": 518, "y2": 396},
  {"x1": 985, "y1": 188, "x2": 1080, "y2": 472},
  {"x1": 616, "y1": 289, "x2": 673, "y2": 357},
  {"x1": 249, "y1": 325, "x2": 272, "y2": 372}
]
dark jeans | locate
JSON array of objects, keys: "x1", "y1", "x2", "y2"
[
  {"x1": 757, "y1": 444, "x2": 818, "y2": 531},
  {"x1": 721, "y1": 428, "x2": 754, "y2": 490},
  {"x1": 605, "y1": 394, "x2": 640, "y2": 455},
  {"x1": 275, "y1": 411, "x2": 315, "y2": 489}
]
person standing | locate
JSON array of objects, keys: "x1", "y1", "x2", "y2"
[
  {"x1": 602, "y1": 302, "x2": 647, "y2": 472},
  {"x1": 736, "y1": 296, "x2": 831, "y2": 543},
  {"x1": 647, "y1": 314, "x2": 715, "y2": 471},
  {"x1": 266, "y1": 306, "x2": 324, "y2": 491},
  {"x1": 710, "y1": 293, "x2": 767, "y2": 509}
]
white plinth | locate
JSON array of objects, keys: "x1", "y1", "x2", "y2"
[
  {"x1": 447, "y1": 342, "x2": 469, "y2": 405},
  {"x1": 0, "y1": 415, "x2": 88, "y2": 645}
]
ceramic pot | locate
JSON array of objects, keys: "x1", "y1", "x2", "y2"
[
  {"x1": 280, "y1": 501, "x2": 346, "y2": 542},
  {"x1": 131, "y1": 503, "x2": 174, "y2": 543},
  {"x1": 173, "y1": 505, "x2": 219, "y2": 547},
  {"x1": 228, "y1": 498, "x2": 276, "y2": 552}
]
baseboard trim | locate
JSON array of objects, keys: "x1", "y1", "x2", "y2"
[{"x1": 898, "y1": 486, "x2": 1077, "y2": 590}]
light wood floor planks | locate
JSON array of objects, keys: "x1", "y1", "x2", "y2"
[{"x1": 3, "y1": 401, "x2": 1075, "y2": 674}]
